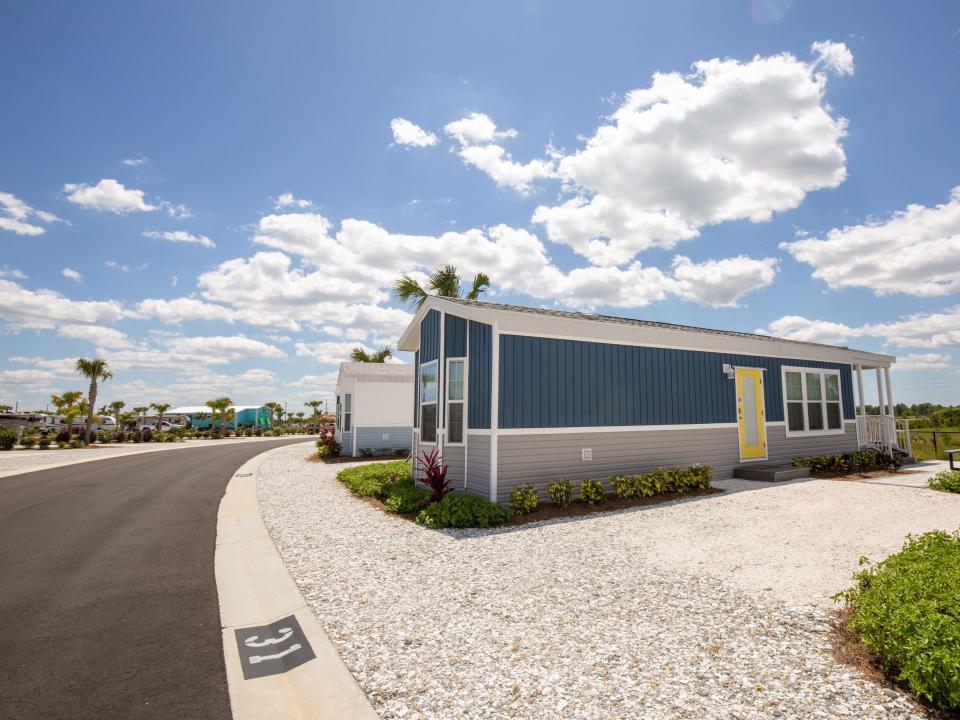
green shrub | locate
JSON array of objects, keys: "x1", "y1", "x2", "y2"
[
  {"x1": 929, "y1": 470, "x2": 960, "y2": 493},
  {"x1": 793, "y1": 450, "x2": 902, "y2": 475},
  {"x1": 394, "y1": 448, "x2": 407, "y2": 457},
  {"x1": 579, "y1": 479, "x2": 605, "y2": 504},
  {"x1": 610, "y1": 466, "x2": 712, "y2": 499},
  {"x1": 416, "y1": 493, "x2": 510, "y2": 529},
  {"x1": 0, "y1": 427, "x2": 17, "y2": 451},
  {"x1": 546, "y1": 479, "x2": 573, "y2": 508},
  {"x1": 57, "y1": 441, "x2": 68, "y2": 448},
  {"x1": 508, "y1": 483, "x2": 539, "y2": 515},
  {"x1": 835, "y1": 531, "x2": 960, "y2": 709},
  {"x1": 359, "y1": 447, "x2": 373, "y2": 457},
  {"x1": 383, "y1": 483, "x2": 430, "y2": 513},
  {"x1": 69, "y1": 438, "x2": 83, "y2": 448},
  {"x1": 337, "y1": 460, "x2": 412, "y2": 498},
  {"x1": 38, "y1": 436, "x2": 51, "y2": 449},
  {"x1": 19, "y1": 433, "x2": 38, "y2": 449}
]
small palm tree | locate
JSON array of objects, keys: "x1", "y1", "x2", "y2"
[
  {"x1": 305, "y1": 400, "x2": 322, "y2": 427},
  {"x1": 211, "y1": 397, "x2": 232, "y2": 434},
  {"x1": 350, "y1": 346, "x2": 393, "y2": 363},
  {"x1": 264, "y1": 402, "x2": 284, "y2": 427},
  {"x1": 393, "y1": 265, "x2": 491, "y2": 309},
  {"x1": 193, "y1": 411, "x2": 210, "y2": 430},
  {"x1": 151, "y1": 403, "x2": 171, "y2": 429},
  {"x1": 109, "y1": 400, "x2": 125, "y2": 422},
  {"x1": 133, "y1": 406, "x2": 149, "y2": 427},
  {"x1": 75, "y1": 358, "x2": 113, "y2": 444}
]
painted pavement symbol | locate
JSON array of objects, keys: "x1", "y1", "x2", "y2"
[{"x1": 234, "y1": 614, "x2": 316, "y2": 679}]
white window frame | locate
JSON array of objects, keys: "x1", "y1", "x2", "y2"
[
  {"x1": 343, "y1": 393, "x2": 352, "y2": 432},
  {"x1": 781, "y1": 366, "x2": 845, "y2": 437},
  {"x1": 445, "y1": 357, "x2": 467, "y2": 446},
  {"x1": 419, "y1": 359, "x2": 439, "y2": 445}
]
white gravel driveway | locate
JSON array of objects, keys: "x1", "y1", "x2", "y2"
[{"x1": 258, "y1": 444, "x2": 957, "y2": 720}]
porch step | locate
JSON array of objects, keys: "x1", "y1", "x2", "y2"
[{"x1": 733, "y1": 463, "x2": 811, "y2": 482}]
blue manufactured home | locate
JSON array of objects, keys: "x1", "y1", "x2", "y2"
[
  {"x1": 397, "y1": 297, "x2": 907, "y2": 503},
  {"x1": 168, "y1": 405, "x2": 273, "y2": 429}
]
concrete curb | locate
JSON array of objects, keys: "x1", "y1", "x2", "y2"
[
  {"x1": 0, "y1": 436, "x2": 316, "y2": 480},
  {"x1": 215, "y1": 443, "x2": 379, "y2": 720}
]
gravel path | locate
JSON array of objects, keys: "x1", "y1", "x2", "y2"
[{"x1": 258, "y1": 444, "x2": 939, "y2": 720}]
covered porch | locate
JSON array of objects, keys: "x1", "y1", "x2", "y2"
[{"x1": 852, "y1": 360, "x2": 912, "y2": 457}]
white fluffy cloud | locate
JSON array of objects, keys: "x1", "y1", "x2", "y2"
[
  {"x1": 390, "y1": 118, "x2": 438, "y2": 147},
  {"x1": 243, "y1": 212, "x2": 777, "y2": 316},
  {"x1": 294, "y1": 340, "x2": 370, "y2": 364},
  {"x1": 533, "y1": 44, "x2": 852, "y2": 265},
  {"x1": 894, "y1": 353, "x2": 952, "y2": 371},
  {"x1": 132, "y1": 297, "x2": 237, "y2": 324},
  {"x1": 64, "y1": 178, "x2": 157, "y2": 213},
  {"x1": 0, "y1": 278, "x2": 124, "y2": 330},
  {"x1": 759, "y1": 315, "x2": 864, "y2": 345},
  {"x1": 162, "y1": 334, "x2": 286, "y2": 360},
  {"x1": 783, "y1": 186, "x2": 960, "y2": 297},
  {"x1": 274, "y1": 192, "x2": 314, "y2": 210},
  {"x1": 58, "y1": 324, "x2": 131, "y2": 348},
  {"x1": 0, "y1": 191, "x2": 62, "y2": 236},
  {"x1": 62, "y1": 267, "x2": 82, "y2": 283},
  {"x1": 811, "y1": 40, "x2": 855, "y2": 76},
  {"x1": 122, "y1": 155, "x2": 147, "y2": 166},
  {"x1": 443, "y1": 113, "x2": 554, "y2": 194},
  {"x1": 760, "y1": 305, "x2": 960, "y2": 349},
  {"x1": 143, "y1": 230, "x2": 215, "y2": 248}
]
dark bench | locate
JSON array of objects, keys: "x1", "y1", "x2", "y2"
[{"x1": 948, "y1": 449, "x2": 959, "y2": 471}]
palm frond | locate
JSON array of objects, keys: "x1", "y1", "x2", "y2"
[
  {"x1": 465, "y1": 271, "x2": 491, "y2": 300},
  {"x1": 429, "y1": 265, "x2": 461, "y2": 298},
  {"x1": 394, "y1": 275, "x2": 429, "y2": 307}
]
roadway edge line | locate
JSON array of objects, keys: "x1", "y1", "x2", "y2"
[{"x1": 215, "y1": 441, "x2": 380, "y2": 720}]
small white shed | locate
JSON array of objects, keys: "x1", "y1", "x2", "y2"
[{"x1": 335, "y1": 362, "x2": 414, "y2": 457}]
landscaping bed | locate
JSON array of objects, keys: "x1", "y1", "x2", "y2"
[
  {"x1": 308, "y1": 453, "x2": 406, "y2": 464},
  {"x1": 833, "y1": 531, "x2": 960, "y2": 715},
  {"x1": 258, "y1": 444, "x2": 938, "y2": 720}
]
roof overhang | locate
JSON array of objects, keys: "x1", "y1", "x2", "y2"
[{"x1": 396, "y1": 297, "x2": 897, "y2": 367}]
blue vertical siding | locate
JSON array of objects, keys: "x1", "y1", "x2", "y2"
[
  {"x1": 445, "y1": 314, "x2": 467, "y2": 357},
  {"x1": 498, "y1": 334, "x2": 856, "y2": 429},
  {"x1": 468, "y1": 321, "x2": 492, "y2": 429},
  {"x1": 420, "y1": 310, "x2": 441, "y2": 363}
]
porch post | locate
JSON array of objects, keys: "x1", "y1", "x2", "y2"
[
  {"x1": 884, "y1": 367, "x2": 895, "y2": 421},
  {"x1": 875, "y1": 368, "x2": 886, "y2": 416},
  {"x1": 855, "y1": 364, "x2": 866, "y2": 417}
]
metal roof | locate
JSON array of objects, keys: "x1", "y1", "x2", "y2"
[
  {"x1": 168, "y1": 405, "x2": 267, "y2": 414},
  {"x1": 338, "y1": 361, "x2": 413, "y2": 377},
  {"x1": 438, "y1": 298, "x2": 850, "y2": 352}
]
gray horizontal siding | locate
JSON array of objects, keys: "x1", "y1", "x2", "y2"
[
  {"x1": 766, "y1": 423, "x2": 858, "y2": 462},
  {"x1": 443, "y1": 445, "x2": 465, "y2": 488},
  {"x1": 340, "y1": 429, "x2": 354, "y2": 457},
  {"x1": 495, "y1": 427, "x2": 740, "y2": 504},
  {"x1": 354, "y1": 426, "x2": 413, "y2": 454},
  {"x1": 466, "y1": 434, "x2": 491, "y2": 498},
  {"x1": 498, "y1": 335, "x2": 855, "y2": 429}
]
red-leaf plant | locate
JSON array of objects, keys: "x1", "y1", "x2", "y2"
[{"x1": 417, "y1": 448, "x2": 452, "y2": 503}]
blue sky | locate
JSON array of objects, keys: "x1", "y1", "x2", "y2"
[{"x1": 2, "y1": 0, "x2": 959, "y2": 413}]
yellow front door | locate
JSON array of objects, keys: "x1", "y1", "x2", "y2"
[{"x1": 736, "y1": 367, "x2": 767, "y2": 460}]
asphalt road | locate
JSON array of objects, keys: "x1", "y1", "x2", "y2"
[{"x1": 0, "y1": 438, "x2": 310, "y2": 720}]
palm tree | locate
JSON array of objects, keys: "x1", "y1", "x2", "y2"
[
  {"x1": 75, "y1": 357, "x2": 113, "y2": 445},
  {"x1": 393, "y1": 265, "x2": 491, "y2": 309},
  {"x1": 133, "y1": 406, "x2": 149, "y2": 428},
  {"x1": 192, "y1": 411, "x2": 210, "y2": 430},
  {"x1": 208, "y1": 397, "x2": 232, "y2": 435},
  {"x1": 151, "y1": 403, "x2": 171, "y2": 429},
  {"x1": 295, "y1": 411, "x2": 304, "y2": 429},
  {"x1": 51, "y1": 391, "x2": 83, "y2": 417},
  {"x1": 350, "y1": 346, "x2": 393, "y2": 363},
  {"x1": 109, "y1": 400, "x2": 125, "y2": 422},
  {"x1": 264, "y1": 402, "x2": 284, "y2": 427},
  {"x1": 305, "y1": 400, "x2": 323, "y2": 427}
]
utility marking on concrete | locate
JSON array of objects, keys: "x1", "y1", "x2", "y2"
[
  {"x1": 234, "y1": 473, "x2": 253, "y2": 477},
  {"x1": 235, "y1": 615, "x2": 315, "y2": 679}
]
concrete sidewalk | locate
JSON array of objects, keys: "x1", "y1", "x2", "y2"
[
  {"x1": 216, "y1": 443, "x2": 379, "y2": 720},
  {"x1": 0, "y1": 435, "x2": 315, "y2": 479},
  {"x1": 861, "y1": 459, "x2": 953, "y2": 488}
]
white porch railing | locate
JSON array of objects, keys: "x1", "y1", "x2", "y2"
[{"x1": 856, "y1": 415, "x2": 911, "y2": 455}]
